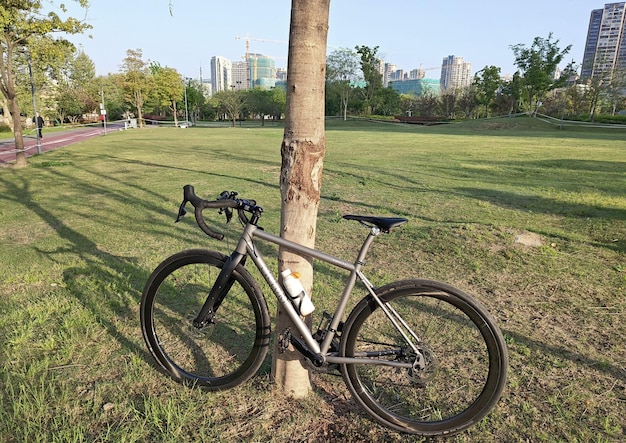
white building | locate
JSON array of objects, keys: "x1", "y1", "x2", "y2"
[
  {"x1": 440, "y1": 55, "x2": 472, "y2": 91},
  {"x1": 210, "y1": 56, "x2": 232, "y2": 93}
]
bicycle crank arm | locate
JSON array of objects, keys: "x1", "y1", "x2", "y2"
[{"x1": 280, "y1": 328, "x2": 325, "y2": 367}]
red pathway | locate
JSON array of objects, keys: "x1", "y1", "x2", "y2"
[{"x1": 0, "y1": 123, "x2": 124, "y2": 165}]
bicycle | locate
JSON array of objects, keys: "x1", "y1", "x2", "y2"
[{"x1": 140, "y1": 185, "x2": 508, "y2": 437}]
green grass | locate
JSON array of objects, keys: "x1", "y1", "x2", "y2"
[{"x1": 1, "y1": 116, "x2": 625, "y2": 442}]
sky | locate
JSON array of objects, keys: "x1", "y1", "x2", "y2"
[{"x1": 61, "y1": 0, "x2": 596, "y2": 80}]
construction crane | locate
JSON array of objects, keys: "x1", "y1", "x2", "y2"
[
  {"x1": 234, "y1": 34, "x2": 288, "y2": 87},
  {"x1": 417, "y1": 64, "x2": 439, "y2": 79},
  {"x1": 235, "y1": 34, "x2": 287, "y2": 63}
]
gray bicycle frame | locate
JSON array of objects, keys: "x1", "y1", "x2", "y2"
[{"x1": 232, "y1": 221, "x2": 424, "y2": 368}]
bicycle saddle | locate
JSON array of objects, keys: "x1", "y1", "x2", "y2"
[{"x1": 343, "y1": 215, "x2": 408, "y2": 233}]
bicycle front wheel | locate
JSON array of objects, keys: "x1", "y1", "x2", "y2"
[
  {"x1": 340, "y1": 279, "x2": 508, "y2": 436},
  {"x1": 140, "y1": 249, "x2": 271, "y2": 390}
]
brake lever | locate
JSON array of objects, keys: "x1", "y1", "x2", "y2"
[
  {"x1": 220, "y1": 207, "x2": 233, "y2": 223},
  {"x1": 217, "y1": 191, "x2": 236, "y2": 224},
  {"x1": 175, "y1": 200, "x2": 188, "y2": 222}
]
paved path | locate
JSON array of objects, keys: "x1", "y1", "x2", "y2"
[{"x1": 0, "y1": 123, "x2": 125, "y2": 165}]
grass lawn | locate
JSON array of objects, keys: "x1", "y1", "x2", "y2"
[{"x1": 0, "y1": 117, "x2": 624, "y2": 442}]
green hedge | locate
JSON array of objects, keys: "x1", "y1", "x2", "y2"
[{"x1": 565, "y1": 114, "x2": 626, "y2": 124}]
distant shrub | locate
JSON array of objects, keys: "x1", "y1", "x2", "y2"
[
  {"x1": 0, "y1": 123, "x2": 11, "y2": 133},
  {"x1": 593, "y1": 114, "x2": 626, "y2": 124},
  {"x1": 565, "y1": 114, "x2": 626, "y2": 124}
]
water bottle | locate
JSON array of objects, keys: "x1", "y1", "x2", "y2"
[{"x1": 280, "y1": 269, "x2": 315, "y2": 316}]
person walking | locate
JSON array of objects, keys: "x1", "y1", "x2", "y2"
[{"x1": 36, "y1": 114, "x2": 44, "y2": 139}]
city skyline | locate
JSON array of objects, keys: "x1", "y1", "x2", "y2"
[
  {"x1": 210, "y1": 53, "x2": 279, "y2": 93},
  {"x1": 209, "y1": 2, "x2": 626, "y2": 96},
  {"x1": 208, "y1": 50, "x2": 474, "y2": 97},
  {"x1": 62, "y1": 1, "x2": 593, "y2": 82}
]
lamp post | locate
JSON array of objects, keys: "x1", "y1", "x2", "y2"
[
  {"x1": 27, "y1": 56, "x2": 42, "y2": 154},
  {"x1": 100, "y1": 85, "x2": 107, "y2": 135},
  {"x1": 184, "y1": 77, "x2": 189, "y2": 125}
]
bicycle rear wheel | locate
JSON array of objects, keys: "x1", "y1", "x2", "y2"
[
  {"x1": 140, "y1": 249, "x2": 271, "y2": 390},
  {"x1": 340, "y1": 279, "x2": 508, "y2": 436}
]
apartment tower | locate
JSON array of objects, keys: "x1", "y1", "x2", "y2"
[
  {"x1": 440, "y1": 55, "x2": 472, "y2": 91},
  {"x1": 581, "y1": 2, "x2": 626, "y2": 79}
]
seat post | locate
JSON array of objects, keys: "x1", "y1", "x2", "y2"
[{"x1": 354, "y1": 227, "x2": 380, "y2": 268}]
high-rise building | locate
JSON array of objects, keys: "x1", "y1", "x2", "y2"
[
  {"x1": 210, "y1": 56, "x2": 232, "y2": 93},
  {"x1": 409, "y1": 69, "x2": 421, "y2": 80},
  {"x1": 232, "y1": 61, "x2": 251, "y2": 90},
  {"x1": 211, "y1": 54, "x2": 277, "y2": 91},
  {"x1": 440, "y1": 55, "x2": 472, "y2": 91},
  {"x1": 581, "y1": 2, "x2": 626, "y2": 79},
  {"x1": 383, "y1": 63, "x2": 397, "y2": 87},
  {"x1": 247, "y1": 54, "x2": 276, "y2": 89}
]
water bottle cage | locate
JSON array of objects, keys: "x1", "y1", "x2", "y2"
[{"x1": 288, "y1": 292, "x2": 306, "y2": 314}]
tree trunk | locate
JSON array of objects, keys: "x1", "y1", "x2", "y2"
[
  {"x1": 135, "y1": 90, "x2": 144, "y2": 128},
  {"x1": 9, "y1": 94, "x2": 27, "y2": 168},
  {"x1": 0, "y1": 36, "x2": 27, "y2": 167},
  {"x1": 273, "y1": 0, "x2": 330, "y2": 398}
]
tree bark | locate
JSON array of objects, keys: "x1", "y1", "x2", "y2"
[
  {"x1": 273, "y1": 0, "x2": 330, "y2": 398},
  {"x1": 0, "y1": 33, "x2": 27, "y2": 167}
]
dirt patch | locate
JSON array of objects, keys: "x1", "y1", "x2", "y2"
[{"x1": 514, "y1": 231, "x2": 543, "y2": 247}]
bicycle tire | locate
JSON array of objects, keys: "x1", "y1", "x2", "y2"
[
  {"x1": 340, "y1": 279, "x2": 508, "y2": 436},
  {"x1": 140, "y1": 249, "x2": 271, "y2": 390}
]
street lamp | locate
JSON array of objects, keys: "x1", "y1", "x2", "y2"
[
  {"x1": 100, "y1": 85, "x2": 107, "y2": 135},
  {"x1": 184, "y1": 77, "x2": 189, "y2": 125},
  {"x1": 27, "y1": 55, "x2": 42, "y2": 154}
]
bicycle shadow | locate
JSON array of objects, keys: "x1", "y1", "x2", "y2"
[{"x1": 0, "y1": 158, "x2": 284, "y2": 387}]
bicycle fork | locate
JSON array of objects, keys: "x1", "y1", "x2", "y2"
[
  {"x1": 192, "y1": 229, "x2": 253, "y2": 328},
  {"x1": 192, "y1": 251, "x2": 244, "y2": 328}
]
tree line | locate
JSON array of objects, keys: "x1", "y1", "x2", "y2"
[
  {"x1": 1, "y1": 44, "x2": 285, "y2": 129},
  {"x1": 3, "y1": 2, "x2": 625, "y2": 167},
  {"x1": 326, "y1": 35, "x2": 626, "y2": 123}
]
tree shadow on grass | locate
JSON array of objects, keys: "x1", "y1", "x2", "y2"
[
  {"x1": 458, "y1": 187, "x2": 625, "y2": 253},
  {"x1": 0, "y1": 163, "x2": 278, "y2": 389},
  {"x1": 0, "y1": 173, "x2": 158, "y2": 365}
]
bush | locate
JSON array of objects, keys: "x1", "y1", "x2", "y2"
[
  {"x1": 593, "y1": 114, "x2": 626, "y2": 124},
  {"x1": 0, "y1": 123, "x2": 11, "y2": 133},
  {"x1": 564, "y1": 114, "x2": 626, "y2": 124}
]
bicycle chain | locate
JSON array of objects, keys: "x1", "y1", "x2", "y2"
[{"x1": 277, "y1": 328, "x2": 291, "y2": 353}]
